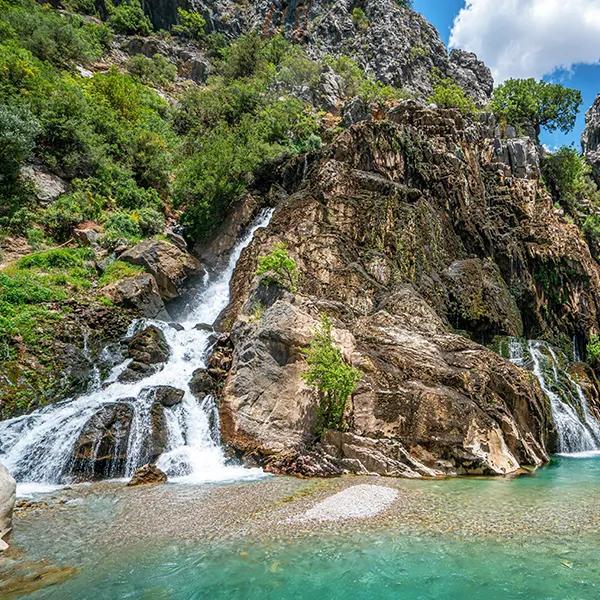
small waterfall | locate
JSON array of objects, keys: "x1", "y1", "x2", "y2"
[
  {"x1": 0, "y1": 209, "x2": 273, "y2": 490},
  {"x1": 508, "y1": 338, "x2": 600, "y2": 454}
]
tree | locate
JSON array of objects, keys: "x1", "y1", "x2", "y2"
[
  {"x1": 255, "y1": 243, "x2": 298, "y2": 292},
  {"x1": 429, "y1": 77, "x2": 477, "y2": 114},
  {"x1": 302, "y1": 315, "x2": 361, "y2": 433},
  {"x1": 490, "y1": 79, "x2": 582, "y2": 138},
  {"x1": 172, "y1": 8, "x2": 206, "y2": 41}
]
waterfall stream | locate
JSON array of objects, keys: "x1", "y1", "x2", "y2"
[
  {"x1": 508, "y1": 338, "x2": 600, "y2": 455},
  {"x1": 0, "y1": 209, "x2": 273, "y2": 493}
]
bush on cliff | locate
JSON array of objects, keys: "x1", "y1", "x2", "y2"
[
  {"x1": 255, "y1": 243, "x2": 298, "y2": 292},
  {"x1": 107, "y1": 0, "x2": 152, "y2": 35},
  {"x1": 491, "y1": 79, "x2": 582, "y2": 138},
  {"x1": 428, "y1": 76, "x2": 476, "y2": 114},
  {"x1": 302, "y1": 316, "x2": 361, "y2": 434}
]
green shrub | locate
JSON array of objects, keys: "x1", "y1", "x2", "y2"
[
  {"x1": 429, "y1": 77, "x2": 477, "y2": 114},
  {"x1": 352, "y1": 8, "x2": 369, "y2": 30},
  {"x1": 134, "y1": 206, "x2": 165, "y2": 235},
  {"x1": 172, "y1": 8, "x2": 206, "y2": 41},
  {"x1": 98, "y1": 260, "x2": 144, "y2": 286},
  {"x1": 587, "y1": 335, "x2": 600, "y2": 364},
  {"x1": 491, "y1": 79, "x2": 582, "y2": 138},
  {"x1": 126, "y1": 53, "x2": 177, "y2": 86},
  {"x1": 102, "y1": 211, "x2": 142, "y2": 247},
  {"x1": 107, "y1": 0, "x2": 152, "y2": 35},
  {"x1": 255, "y1": 243, "x2": 298, "y2": 292},
  {"x1": 42, "y1": 190, "x2": 103, "y2": 240},
  {"x1": 302, "y1": 315, "x2": 361, "y2": 433}
]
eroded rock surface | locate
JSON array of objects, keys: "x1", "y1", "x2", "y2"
[
  {"x1": 215, "y1": 102, "x2": 600, "y2": 477},
  {"x1": 127, "y1": 463, "x2": 167, "y2": 486}
]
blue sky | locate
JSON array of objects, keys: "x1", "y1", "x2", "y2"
[{"x1": 413, "y1": 0, "x2": 600, "y2": 149}]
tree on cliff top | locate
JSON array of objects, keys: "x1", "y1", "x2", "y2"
[{"x1": 491, "y1": 79, "x2": 582, "y2": 139}]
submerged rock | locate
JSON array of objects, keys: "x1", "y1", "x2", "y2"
[
  {"x1": 142, "y1": 385, "x2": 185, "y2": 408},
  {"x1": 0, "y1": 462, "x2": 16, "y2": 551},
  {"x1": 127, "y1": 463, "x2": 167, "y2": 486}
]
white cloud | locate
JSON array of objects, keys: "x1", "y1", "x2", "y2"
[{"x1": 449, "y1": 0, "x2": 600, "y2": 83}]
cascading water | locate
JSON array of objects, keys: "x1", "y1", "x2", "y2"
[
  {"x1": 508, "y1": 338, "x2": 600, "y2": 455},
  {"x1": 0, "y1": 209, "x2": 274, "y2": 491}
]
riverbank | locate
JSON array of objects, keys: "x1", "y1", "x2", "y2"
[{"x1": 2, "y1": 455, "x2": 600, "y2": 599}]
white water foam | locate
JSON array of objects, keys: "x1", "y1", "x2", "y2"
[
  {"x1": 508, "y1": 338, "x2": 600, "y2": 455},
  {"x1": 0, "y1": 209, "x2": 273, "y2": 488}
]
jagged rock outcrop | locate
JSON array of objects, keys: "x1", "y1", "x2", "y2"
[
  {"x1": 582, "y1": 94, "x2": 600, "y2": 180},
  {"x1": 0, "y1": 462, "x2": 16, "y2": 551},
  {"x1": 215, "y1": 101, "x2": 600, "y2": 477},
  {"x1": 188, "y1": 0, "x2": 493, "y2": 104},
  {"x1": 103, "y1": 273, "x2": 169, "y2": 320}
]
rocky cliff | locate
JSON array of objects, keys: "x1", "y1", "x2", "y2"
[
  {"x1": 144, "y1": 0, "x2": 493, "y2": 104},
  {"x1": 211, "y1": 102, "x2": 600, "y2": 477},
  {"x1": 582, "y1": 94, "x2": 600, "y2": 180}
]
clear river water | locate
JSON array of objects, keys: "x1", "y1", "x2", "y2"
[{"x1": 6, "y1": 453, "x2": 600, "y2": 600}]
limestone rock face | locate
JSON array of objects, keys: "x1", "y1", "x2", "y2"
[
  {"x1": 582, "y1": 94, "x2": 600, "y2": 179},
  {"x1": 121, "y1": 240, "x2": 203, "y2": 301},
  {"x1": 216, "y1": 102, "x2": 600, "y2": 477},
  {"x1": 0, "y1": 462, "x2": 16, "y2": 551},
  {"x1": 191, "y1": 0, "x2": 493, "y2": 105}
]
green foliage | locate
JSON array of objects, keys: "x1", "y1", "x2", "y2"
[
  {"x1": 352, "y1": 8, "x2": 370, "y2": 30},
  {"x1": 491, "y1": 79, "x2": 582, "y2": 137},
  {"x1": 107, "y1": 0, "x2": 152, "y2": 35},
  {"x1": 429, "y1": 76, "x2": 477, "y2": 114},
  {"x1": 325, "y1": 55, "x2": 406, "y2": 107},
  {"x1": 174, "y1": 35, "x2": 322, "y2": 239},
  {"x1": 2, "y1": 0, "x2": 111, "y2": 67},
  {"x1": 126, "y1": 54, "x2": 177, "y2": 86},
  {"x1": 302, "y1": 315, "x2": 361, "y2": 433},
  {"x1": 583, "y1": 215, "x2": 600, "y2": 261},
  {"x1": 255, "y1": 243, "x2": 299, "y2": 292},
  {"x1": 172, "y1": 8, "x2": 206, "y2": 41},
  {"x1": 98, "y1": 260, "x2": 144, "y2": 286},
  {"x1": 587, "y1": 335, "x2": 600, "y2": 364}
]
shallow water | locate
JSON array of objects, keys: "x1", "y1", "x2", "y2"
[{"x1": 8, "y1": 455, "x2": 600, "y2": 600}]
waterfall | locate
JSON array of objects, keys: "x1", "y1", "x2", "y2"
[
  {"x1": 508, "y1": 338, "x2": 600, "y2": 455},
  {"x1": 0, "y1": 209, "x2": 273, "y2": 492}
]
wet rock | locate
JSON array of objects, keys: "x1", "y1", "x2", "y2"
[
  {"x1": 264, "y1": 450, "x2": 344, "y2": 478},
  {"x1": 119, "y1": 325, "x2": 170, "y2": 383},
  {"x1": 127, "y1": 463, "x2": 167, "y2": 486},
  {"x1": 0, "y1": 462, "x2": 16, "y2": 551},
  {"x1": 444, "y1": 258, "x2": 523, "y2": 343},
  {"x1": 121, "y1": 240, "x2": 203, "y2": 301},
  {"x1": 102, "y1": 273, "x2": 169, "y2": 320},
  {"x1": 142, "y1": 385, "x2": 185, "y2": 407},
  {"x1": 189, "y1": 369, "x2": 217, "y2": 401},
  {"x1": 193, "y1": 323, "x2": 214, "y2": 333},
  {"x1": 69, "y1": 402, "x2": 134, "y2": 480}
]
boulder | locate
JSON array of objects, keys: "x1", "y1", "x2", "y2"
[
  {"x1": 102, "y1": 273, "x2": 169, "y2": 320},
  {"x1": 142, "y1": 385, "x2": 185, "y2": 408},
  {"x1": 119, "y1": 325, "x2": 170, "y2": 383},
  {"x1": 127, "y1": 463, "x2": 167, "y2": 486},
  {"x1": 69, "y1": 402, "x2": 134, "y2": 480},
  {"x1": 189, "y1": 369, "x2": 217, "y2": 401},
  {"x1": 0, "y1": 462, "x2": 16, "y2": 551},
  {"x1": 121, "y1": 240, "x2": 203, "y2": 301},
  {"x1": 20, "y1": 164, "x2": 67, "y2": 205}
]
